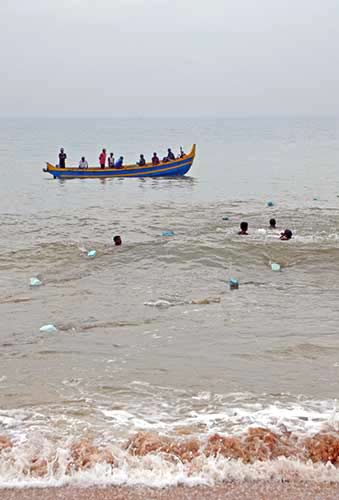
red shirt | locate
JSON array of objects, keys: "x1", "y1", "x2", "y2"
[{"x1": 99, "y1": 152, "x2": 106, "y2": 166}]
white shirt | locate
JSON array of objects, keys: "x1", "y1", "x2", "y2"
[{"x1": 79, "y1": 159, "x2": 89, "y2": 169}]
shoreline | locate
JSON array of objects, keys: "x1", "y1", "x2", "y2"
[{"x1": 1, "y1": 482, "x2": 339, "y2": 500}]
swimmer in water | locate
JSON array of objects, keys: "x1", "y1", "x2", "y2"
[
  {"x1": 238, "y1": 221, "x2": 248, "y2": 235},
  {"x1": 113, "y1": 235, "x2": 122, "y2": 246},
  {"x1": 280, "y1": 229, "x2": 292, "y2": 240},
  {"x1": 269, "y1": 218, "x2": 276, "y2": 229}
]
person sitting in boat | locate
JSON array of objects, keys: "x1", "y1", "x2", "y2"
[
  {"x1": 167, "y1": 148, "x2": 175, "y2": 161},
  {"x1": 58, "y1": 148, "x2": 67, "y2": 168},
  {"x1": 99, "y1": 149, "x2": 106, "y2": 169},
  {"x1": 108, "y1": 152, "x2": 115, "y2": 168},
  {"x1": 78, "y1": 156, "x2": 88, "y2": 169},
  {"x1": 115, "y1": 156, "x2": 124, "y2": 169},
  {"x1": 152, "y1": 152, "x2": 160, "y2": 165},
  {"x1": 137, "y1": 154, "x2": 146, "y2": 166},
  {"x1": 179, "y1": 146, "x2": 185, "y2": 158},
  {"x1": 238, "y1": 221, "x2": 249, "y2": 235}
]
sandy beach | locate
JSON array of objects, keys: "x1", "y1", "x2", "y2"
[{"x1": 1, "y1": 483, "x2": 339, "y2": 500}]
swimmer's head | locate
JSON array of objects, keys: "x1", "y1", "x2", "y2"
[
  {"x1": 269, "y1": 218, "x2": 276, "y2": 228},
  {"x1": 280, "y1": 229, "x2": 292, "y2": 240},
  {"x1": 113, "y1": 235, "x2": 122, "y2": 246},
  {"x1": 239, "y1": 221, "x2": 248, "y2": 234}
]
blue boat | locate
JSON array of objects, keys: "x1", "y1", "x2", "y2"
[{"x1": 44, "y1": 145, "x2": 196, "y2": 179}]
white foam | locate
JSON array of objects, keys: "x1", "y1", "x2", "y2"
[
  {"x1": 0, "y1": 395, "x2": 339, "y2": 487},
  {"x1": 1, "y1": 395, "x2": 338, "y2": 440},
  {"x1": 144, "y1": 300, "x2": 172, "y2": 308},
  {"x1": 1, "y1": 450, "x2": 339, "y2": 488}
]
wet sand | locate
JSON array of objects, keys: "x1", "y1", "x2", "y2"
[{"x1": 1, "y1": 483, "x2": 339, "y2": 500}]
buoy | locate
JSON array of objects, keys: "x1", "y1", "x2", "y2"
[
  {"x1": 271, "y1": 263, "x2": 281, "y2": 272},
  {"x1": 229, "y1": 278, "x2": 239, "y2": 290},
  {"x1": 30, "y1": 277, "x2": 42, "y2": 287},
  {"x1": 267, "y1": 201, "x2": 274, "y2": 207},
  {"x1": 162, "y1": 231, "x2": 175, "y2": 237},
  {"x1": 87, "y1": 250, "x2": 96, "y2": 257},
  {"x1": 40, "y1": 324, "x2": 57, "y2": 333}
]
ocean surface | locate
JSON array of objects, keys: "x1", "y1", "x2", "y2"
[{"x1": 1, "y1": 116, "x2": 339, "y2": 487}]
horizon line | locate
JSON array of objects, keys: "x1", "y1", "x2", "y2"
[{"x1": 1, "y1": 113, "x2": 339, "y2": 120}]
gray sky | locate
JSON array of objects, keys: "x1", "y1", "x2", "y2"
[{"x1": 1, "y1": 0, "x2": 339, "y2": 116}]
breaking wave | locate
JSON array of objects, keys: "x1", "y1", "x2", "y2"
[
  {"x1": 1, "y1": 394, "x2": 339, "y2": 487},
  {"x1": 2, "y1": 429, "x2": 339, "y2": 487}
]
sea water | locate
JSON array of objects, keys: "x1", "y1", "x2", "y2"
[{"x1": 1, "y1": 116, "x2": 339, "y2": 486}]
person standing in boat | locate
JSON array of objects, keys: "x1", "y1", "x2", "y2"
[
  {"x1": 108, "y1": 152, "x2": 115, "y2": 168},
  {"x1": 152, "y1": 152, "x2": 160, "y2": 165},
  {"x1": 137, "y1": 154, "x2": 146, "y2": 166},
  {"x1": 58, "y1": 148, "x2": 67, "y2": 168},
  {"x1": 78, "y1": 156, "x2": 88, "y2": 169},
  {"x1": 99, "y1": 149, "x2": 106, "y2": 169}
]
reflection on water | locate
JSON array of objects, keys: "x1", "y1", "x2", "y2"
[{"x1": 138, "y1": 175, "x2": 197, "y2": 191}]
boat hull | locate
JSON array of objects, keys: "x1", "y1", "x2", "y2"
[{"x1": 44, "y1": 145, "x2": 196, "y2": 179}]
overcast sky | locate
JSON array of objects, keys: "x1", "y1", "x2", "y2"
[{"x1": 1, "y1": 0, "x2": 339, "y2": 116}]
